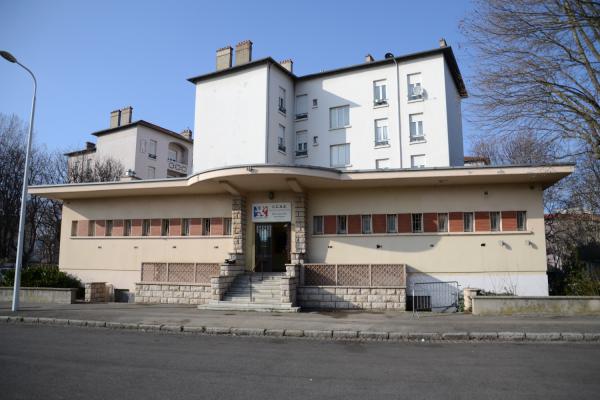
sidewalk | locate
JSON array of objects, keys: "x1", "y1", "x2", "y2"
[{"x1": 2, "y1": 302, "x2": 600, "y2": 341}]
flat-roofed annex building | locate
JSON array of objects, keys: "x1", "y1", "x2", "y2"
[{"x1": 30, "y1": 41, "x2": 573, "y2": 310}]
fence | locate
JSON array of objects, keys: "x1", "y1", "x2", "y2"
[
  {"x1": 410, "y1": 281, "x2": 459, "y2": 314},
  {"x1": 302, "y1": 264, "x2": 406, "y2": 287},
  {"x1": 140, "y1": 262, "x2": 220, "y2": 284}
]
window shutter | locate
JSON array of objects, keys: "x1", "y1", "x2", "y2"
[
  {"x1": 398, "y1": 214, "x2": 411, "y2": 233},
  {"x1": 475, "y1": 212, "x2": 491, "y2": 231},
  {"x1": 348, "y1": 215, "x2": 361, "y2": 234},
  {"x1": 324, "y1": 215, "x2": 336, "y2": 234}
]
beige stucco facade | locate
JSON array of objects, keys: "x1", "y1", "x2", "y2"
[{"x1": 31, "y1": 164, "x2": 573, "y2": 296}]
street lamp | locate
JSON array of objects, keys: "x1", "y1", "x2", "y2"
[{"x1": 1, "y1": 50, "x2": 37, "y2": 312}]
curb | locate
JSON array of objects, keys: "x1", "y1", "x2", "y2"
[{"x1": 2, "y1": 315, "x2": 600, "y2": 343}]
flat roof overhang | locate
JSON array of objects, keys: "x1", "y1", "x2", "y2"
[{"x1": 28, "y1": 164, "x2": 575, "y2": 200}]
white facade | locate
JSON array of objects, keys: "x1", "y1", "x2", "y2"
[{"x1": 191, "y1": 45, "x2": 467, "y2": 173}]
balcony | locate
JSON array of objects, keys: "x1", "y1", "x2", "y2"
[
  {"x1": 167, "y1": 159, "x2": 187, "y2": 174},
  {"x1": 295, "y1": 149, "x2": 307, "y2": 157}
]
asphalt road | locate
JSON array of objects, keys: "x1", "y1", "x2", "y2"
[{"x1": 1, "y1": 325, "x2": 599, "y2": 400}]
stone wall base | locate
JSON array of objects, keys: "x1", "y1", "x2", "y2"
[
  {"x1": 298, "y1": 286, "x2": 406, "y2": 310},
  {"x1": 135, "y1": 283, "x2": 212, "y2": 305}
]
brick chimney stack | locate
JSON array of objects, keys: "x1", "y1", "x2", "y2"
[
  {"x1": 235, "y1": 40, "x2": 253, "y2": 66},
  {"x1": 365, "y1": 54, "x2": 375, "y2": 63},
  {"x1": 120, "y1": 106, "x2": 133, "y2": 125},
  {"x1": 181, "y1": 128, "x2": 193, "y2": 140},
  {"x1": 439, "y1": 38, "x2": 447, "y2": 48},
  {"x1": 110, "y1": 109, "x2": 121, "y2": 128},
  {"x1": 216, "y1": 46, "x2": 233, "y2": 70},
  {"x1": 279, "y1": 59, "x2": 293, "y2": 73}
]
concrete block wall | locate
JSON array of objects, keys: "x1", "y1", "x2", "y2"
[
  {"x1": 135, "y1": 283, "x2": 211, "y2": 305},
  {"x1": 297, "y1": 287, "x2": 406, "y2": 310}
]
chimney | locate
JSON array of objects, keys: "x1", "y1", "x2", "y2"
[
  {"x1": 439, "y1": 38, "x2": 447, "y2": 48},
  {"x1": 279, "y1": 59, "x2": 293, "y2": 73},
  {"x1": 365, "y1": 54, "x2": 375, "y2": 63},
  {"x1": 120, "y1": 106, "x2": 133, "y2": 125},
  {"x1": 181, "y1": 128, "x2": 193, "y2": 140},
  {"x1": 216, "y1": 46, "x2": 233, "y2": 70},
  {"x1": 110, "y1": 109, "x2": 121, "y2": 128},
  {"x1": 85, "y1": 141, "x2": 96, "y2": 150},
  {"x1": 234, "y1": 40, "x2": 253, "y2": 66}
]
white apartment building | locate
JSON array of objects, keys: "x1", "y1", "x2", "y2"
[
  {"x1": 66, "y1": 107, "x2": 193, "y2": 180},
  {"x1": 190, "y1": 40, "x2": 466, "y2": 172}
]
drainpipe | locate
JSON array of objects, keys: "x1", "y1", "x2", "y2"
[
  {"x1": 265, "y1": 62, "x2": 271, "y2": 164},
  {"x1": 391, "y1": 57, "x2": 403, "y2": 168}
]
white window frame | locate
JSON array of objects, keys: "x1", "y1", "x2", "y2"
[
  {"x1": 409, "y1": 113, "x2": 425, "y2": 142},
  {"x1": 438, "y1": 213, "x2": 449, "y2": 232},
  {"x1": 181, "y1": 218, "x2": 190, "y2": 236},
  {"x1": 148, "y1": 139, "x2": 157, "y2": 159},
  {"x1": 296, "y1": 130, "x2": 308, "y2": 157},
  {"x1": 463, "y1": 212, "x2": 474, "y2": 232},
  {"x1": 411, "y1": 154, "x2": 426, "y2": 168},
  {"x1": 374, "y1": 118, "x2": 389, "y2": 146},
  {"x1": 361, "y1": 215, "x2": 372, "y2": 234},
  {"x1": 386, "y1": 214, "x2": 397, "y2": 233},
  {"x1": 278, "y1": 87, "x2": 286, "y2": 114},
  {"x1": 330, "y1": 143, "x2": 350, "y2": 167},
  {"x1": 490, "y1": 211, "x2": 501, "y2": 232},
  {"x1": 337, "y1": 215, "x2": 347, "y2": 234},
  {"x1": 408, "y1": 73, "x2": 423, "y2": 101},
  {"x1": 411, "y1": 213, "x2": 423, "y2": 233},
  {"x1": 517, "y1": 211, "x2": 527, "y2": 231},
  {"x1": 313, "y1": 216, "x2": 324, "y2": 234},
  {"x1": 329, "y1": 105, "x2": 350, "y2": 130},
  {"x1": 295, "y1": 94, "x2": 308, "y2": 119},
  {"x1": 373, "y1": 80, "x2": 388, "y2": 105},
  {"x1": 278, "y1": 124, "x2": 286, "y2": 153},
  {"x1": 376, "y1": 158, "x2": 390, "y2": 170}
]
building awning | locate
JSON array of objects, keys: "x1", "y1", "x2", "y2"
[{"x1": 28, "y1": 164, "x2": 574, "y2": 200}]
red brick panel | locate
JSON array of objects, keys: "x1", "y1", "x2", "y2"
[
  {"x1": 150, "y1": 219, "x2": 162, "y2": 236},
  {"x1": 372, "y1": 214, "x2": 386, "y2": 234},
  {"x1": 475, "y1": 211, "x2": 491, "y2": 232},
  {"x1": 449, "y1": 212, "x2": 463, "y2": 232},
  {"x1": 77, "y1": 220, "x2": 88, "y2": 237},
  {"x1": 94, "y1": 220, "x2": 105, "y2": 236},
  {"x1": 348, "y1": 215, "x2": 361, "y2": 234},
  {"x1": 190, "y1": 218, "x2": 202, "y2": 236},
  {"x1": 398, "y1": 214, "x2": 411, "y2": 233},
  {"x1": 169, "y1": 218, "x2": 182, "y2": 236},
  {"x1": 502, "y1": 211, "x2": 518, "y2": 231},
  {"x1": 324, "y1": 215, "x2": 336, "y2": 234},
  {"x1": 131, "y1": 219, "x2": 142, "y2": 236},
  {"x1": 112, "y1": 220, "x2": 124, "y2": 236},
  {"x1": 211, "y1": 217, "x2": 223, "y2": 235},
  {"x1": 424, "y1": 213, "x2": 438, "y2": 233}
]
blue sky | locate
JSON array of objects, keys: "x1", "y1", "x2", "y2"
[{"x1": 1, "y1": 0, "x2": 474, "y2": 154}]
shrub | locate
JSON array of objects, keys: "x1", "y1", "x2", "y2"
[{"x1": 0, "y1": 264, "x2": 82, "y2": 289}]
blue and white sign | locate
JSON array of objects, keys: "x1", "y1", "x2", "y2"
[{"x1": 252, "y1": 202, "x2": 292, "y2": 223}]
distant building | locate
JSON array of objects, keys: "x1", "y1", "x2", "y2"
[{"x1": 65, "y1": 107, "x2": 193, "y2": 180}]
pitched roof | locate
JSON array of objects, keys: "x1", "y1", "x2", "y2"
[{"x1": 90, "y1": 120, "x2": 193, "y2": 144}]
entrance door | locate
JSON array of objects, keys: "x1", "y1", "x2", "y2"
[{"x1": 255, "y1": 223, "x2": 290, "y2": 272}]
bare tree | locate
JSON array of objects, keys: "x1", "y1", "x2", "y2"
[
  {"x1": 461, "y1": 0, "x2": 600, "y2": 159},
  {"x1": 67, "y1": 155, "x2": 124, "y2": 183}
]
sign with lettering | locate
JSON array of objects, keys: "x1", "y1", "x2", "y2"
[{"x1": 252, "y1": 202, "x2": 292, "y2": 223}]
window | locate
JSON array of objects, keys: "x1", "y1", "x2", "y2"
[
  {"x1": 329, "y1": 105, "x2": 350, "y2": 129},
  {"x1": 161, "y1": 219, "x2": 170, "y2": 236},
  {"x1": 202, "y1": 218, "x2": 211, "y2": 236},
  {"x1": 296, "y1": 131, "x2": 308, "y2": 156},
  {"x1": 412, "y1": 213, "x2": 423, "y2": 233},
  {"x1": 312, "y1": 98, "x2": 318, "y2": 108},
  {"x1": 181, "y1": 218, "x2": 190, "y2": 236},
  {"x1": 223, "y1": 218, "x2": 232, "y2": 236},
  {"x1": 295, "y1": 94, "x2": 308, "y2": 119},
  {"x1": 277, "y1": 124, "x2": 286, "y2": 152},
  {"x1": 438, "y1": 213, "x2": 448, "y2": 232},
  {"x1": 373, "y1": 80, "x2": 388, "y2": 105},
  {"x1": 124, "y1": 220, "x2": 132, "y2": 236},
  {"x1": 409, "y1": 113, "x2": 424, "y2": 142},
  {"x1": 386, "y1": 214, "x2": 397, "y2": 233},
  {"x1": 139, "y1": 139, "x2": 147, "y2": 153},
  {"x1": 313, "y1": 136, "x2": 319, "y2": 146},
  {"x1": 313, "y1": 216, "x2": 324, "y2": 234},
  {"x1": 337, "y1": 215, "x2": 347, "y2": 234},
  {"x1": 278, "y1": 87, "x2": 286, "y2": 114},
  {"x1": 106, "y1": 220, "x2": 113, "y2": 237},
  {"x1": 517, "y1": 211, "x2": 527, "y2": 231},
  {"x1": 376, "y1": 158, "x2": 390, "y2": 170},
  {"x1": 148, "y1": 139, "x2": 157, "y2": 159},
  {"x1": 361, "y1": 215, "x2": 372, "y2": 234},
  {"x1": 408, "y1": 73, "x2": 423, "y2": 100},
  {"x1": 88, "y1": 220, "x2": 95, "y2": 236},
  {"x1": 142, "y1": 219, "x2": 151, "y2": 236},
  {"x1": 374, "y1": 118, "x2": 389, "y2": 146},
  {"x1": 463, "y1": 212, "x2": 474, "y2": 232},
  {"x1": 168, "y1": 149, "x2": 178, "y2": 162},
  {"x1": 411, "y1": 154, "x2": 426, "y2": 168},
  {"x1": 147, "y1": 166, "x2": 156, "y2": 179},
  {"x1": 71, "y1": 221, "x2": 78, "y2": 236},
  {"x1": 490, "y1": 212, "x2": 501, "y2": 232},
  {"x1": 330, "y1": 143, "x2": 350, "y2": 167}
]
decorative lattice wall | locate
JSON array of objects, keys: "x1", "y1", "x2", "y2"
[
  {"x1": 140, "y1": 262, "x2": 220, "y2": 284},
  {"x1": 303, "y1": 264, "x2": 406, "y2": 287}
]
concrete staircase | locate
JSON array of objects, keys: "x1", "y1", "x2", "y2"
[{"x1": 199, "y1": 272, "x2": 299, "y2": 312}]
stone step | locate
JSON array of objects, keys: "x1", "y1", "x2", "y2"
[
  {"x1": 227, "y1": 290, "x2": 280, "y2": 296},
  {"x1": 222, "y1": 297, "x2": 282, "y2": 304},
  {"x1": 198, "y1": 302, "x2": 299, "y2": 312}
]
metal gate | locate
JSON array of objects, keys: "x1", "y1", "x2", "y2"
[{"x1": 410, "y1": 281, "x2": 459, "y2": 316}]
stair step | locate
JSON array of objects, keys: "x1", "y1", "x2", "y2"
[{"x1": 198, "y1": 302, "x2": 299, "y2": 312}]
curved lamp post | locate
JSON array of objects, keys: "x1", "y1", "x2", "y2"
[{"x1": 1, "y1": 50, "x2": 37, "y2": 312}]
